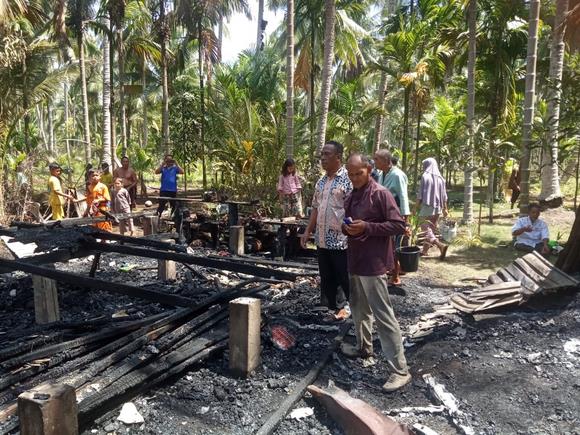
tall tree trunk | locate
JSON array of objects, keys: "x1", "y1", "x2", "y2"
[
  {"x1": 118, "y1": 27, "x2": 127, "y2": 156},
  {"x1": 47, "y1": 99, "x2": 55, "y2": 154},
  {"x1": 315, "y1": 0, "x2": 336, "y2": 160},
  {"x1": 102, "y1": 17, "x2": 112, "y2": 167},
  {"x1": 78, "y1": 30, "x2": 92, "y2": 162},
  {"x1": 539, "y1": 0, "x2": 568, "y2": 207},
  {"x1": 286, "y1": 0, "x2": 295, "y2": 158},
  {"x1": 401, "y1": 86, "x2": 410, "y2": 172},
  {"x1": 256, "y1": 0, "x2": 264, "y2": 50},
  {"x1": 463, "y1": 0, "x2": 477, "y2": 224},
  {"x1": 36, "y1": 105, "x2": 48, "y2": 150},
  {"x1": 308, "y1": 13, "x2": 316, "y2": 159},
  {"x1": 198, "y1": 23, "x2": 207, "y2": 189},
  {"x1": 160, "y1": 0, "x2": 170, "y2": 154},
  {"x1": 217, "y1": 16, "x2": 223, "y2": 62},
  {"x1": 142, "y1": 60, "x2": 148, "y2": 150},
  {"x1": 372, "y1": 72, "x2": 387, "y2": 153},
  {"x1": 63, "y1": 82, "x2": 71, "y2": 165},
  {"x1": 413, "y1": 107, "x2": 421, "y2": 191},
  {"x1": 519, "y1": 0, "x2": 541, "y2": 214},
  {"x1": 109, "y1": 29, "x2": 117, "y2": 164}
]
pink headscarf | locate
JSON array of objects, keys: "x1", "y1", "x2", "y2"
[{"x1": 418, "y1": 158, "x2": 447, "y2": 209}]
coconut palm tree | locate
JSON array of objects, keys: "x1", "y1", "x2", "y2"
[
  {"x1": 315, "y1": 0, "x2": 337, "y2": 158},
  {"x1": 286, "y1": 0, "x2": 295, "y2": 158},
  {"x1": 102, "y1": 14, "x2": 112, "y2": 166},
  {"x1": 519, "y1": 0, "x2": 541, "y2": 214},
  {"x1": 463, "y1": 0, "x2": 477, "y2": 224},
  {"x1": 67, "y1": 0, "x2": 95, "y2": 162},
  {"x1": 539, "y1": 0, "x2": 568, "y2": 207}
]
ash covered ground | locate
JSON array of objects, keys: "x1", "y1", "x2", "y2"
[{"x1": 0, "y1": 252, "x2": 579, "y2": 435}]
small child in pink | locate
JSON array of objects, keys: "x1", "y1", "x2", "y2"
[
  {"x1": 277, "y1": 158, "x2": 303, "y2": 218},
  {"x1": 112, "y1": 178, "x2": 134, "y2": 236}
]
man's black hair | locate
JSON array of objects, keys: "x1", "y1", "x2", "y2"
[
  {"x1": 528, "y1": 203, "x2": 541, "y2": 212},
  {"x1": 325, "y1": 140, "x2": 344, "y2": 160},
  {"x1": 391, "y1": 155, "x2": 399, "y2": 166}
]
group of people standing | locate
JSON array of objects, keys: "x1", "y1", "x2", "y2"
[
  {"x1": 48, "y1": 155, "x2": 181, "y2": 234},
  {"x1": 290, "y1": 140, "x2": 450, "y2": 392}
]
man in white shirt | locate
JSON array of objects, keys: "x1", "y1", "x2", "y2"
[{"x1": 512, "y1": 203, "x2": 550, "y2": 255}]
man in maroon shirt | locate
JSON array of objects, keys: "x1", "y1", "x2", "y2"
[{"x1": 341, "y1": 153, "x2": 411, "y2": 392}]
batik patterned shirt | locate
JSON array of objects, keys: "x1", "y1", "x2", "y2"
[{"x1": 312, "y1": 166, "x2": 353, "y2": 250}]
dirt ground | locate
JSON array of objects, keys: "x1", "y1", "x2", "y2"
[{"x1": 1, "y1": 242, "x2": 579, "y2": 434}]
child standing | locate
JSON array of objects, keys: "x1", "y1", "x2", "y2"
[
  {"x1": 112, "y1": 178, "x2": 134, "y2": 236},
  {"x1": 83, "y1": 169, "x2": 113, "y2": 232},
  {"x1": 277, "y1": 158, "x2": 303, "y2": 218},
  {"x1": 47, "y1": 162, "x2": 74, "y2": 221}
]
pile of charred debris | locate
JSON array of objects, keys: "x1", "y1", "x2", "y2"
[{"x1": 0, "y1": 217, "x2": 579, "y2": 435}]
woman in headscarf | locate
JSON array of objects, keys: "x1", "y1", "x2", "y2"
[{"x1": 416, "y1": 158, "x2": 448, "y2": 258}]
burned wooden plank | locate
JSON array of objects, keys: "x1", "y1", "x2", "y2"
[
  {"x1": 81, "y1": 239, "x2": 302, "y2": 281},
  {"x1": 473, "y1": 294, "x2": 522, "y2": 312},
  {"x1": 210, "y1": 254, "x2": 319, "y2": 271},
  {"x1": 87, "y1": 230, "x2": 186, "y2": 253},
  {"x1": 0, "y1": 258, "x2": 201, "y2": 309}
]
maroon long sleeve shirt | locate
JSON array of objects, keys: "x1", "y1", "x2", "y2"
[{"x1": 344, "y1": 178, "x2": 406, "y2": 276}]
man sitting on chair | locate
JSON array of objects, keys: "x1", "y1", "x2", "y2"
[{"x1": 512, "y1": 203, "x2": 550, "y2": 255}]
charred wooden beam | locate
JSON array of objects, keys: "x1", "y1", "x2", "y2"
[
  {"x1": 11, "y1": 211, "x2": 155, "y2": 229},
  {"x1": 81, "y1": 239, "x2": 302, "y2": 281},
  {"x1": 85, "y1": 231, "x2": 186, "y2": 253},
  {"x1": 0, "y1": 258, "x2": 201, "y2": 309},
  {"x1": 209, "y1": 254, "x2": 319, "y2": 271}
]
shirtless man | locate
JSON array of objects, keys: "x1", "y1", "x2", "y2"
[{"x1": 113, "y1": 156, "x2": 138, "y2": 209}]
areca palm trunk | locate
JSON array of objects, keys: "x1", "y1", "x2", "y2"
[
  {"x1": 118, "y1": 28, "x2": 127, "y2": 156},
  {"x1": 372, "y1": 72, "x2": 387, "y2": 153},
  {"x1": 401, "y1": 86, "x2": 410, "y2": 172},
  {"x1": 256, "y1": 0, "x2": 264, "y2": 49},
  {"x1": 463, "y1": 0, "x2": 477, "y2": 224},
  {"x1": 539, "y1": 0, "x2": 568, "y2": 207},
  {"x1": 78, "y1": 30, "x2": 92, "y2": 162},
  {"x1": 286, "y1": 0, "x2": 295, "y2": 158},
  {"x1": 160, "y1": 0, "x2": 170, "y2": 154},
  {"x1": 315, "y1": 0, "x2": 336, "y2": 160},
  {"x1": 519, "y1": 0, "x2": 541, "y2": 214},
  {"x1": 198, "y1": 23, "x2": 207, "y2": 189},
  {"x1": 102, "y1": 16, "x2": 112, "y2": 166}
]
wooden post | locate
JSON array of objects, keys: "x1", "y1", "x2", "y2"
[
  {"x1": 229, "y1": 225, "x2": 244, "y2": 255},
  {"x1": 143, "y1": 215, "x2": 158, "y2": 236},
  {"x1": 18, "y1": 383, "x2": 78, "y2": 435},
  {"x1": 158, "y1": 238, "x2": 176, "y2": 281},
  {"x1": 229, "y1": 297, "x2": 261, "y2": 377},
  {"x1": 32, "y1": 265, "x2": 59, "y2": 324}
]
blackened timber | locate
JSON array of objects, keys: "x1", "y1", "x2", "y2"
[
  {"x1": 81, "y1": 240, "x2": 301, "y2": 280},
  {"x1": 78, "y1": 329, "x2": 228, "y2": 425},
  {"x1": 208, "y1": 254, "x2": 319, "y2": 271},
  {"x1": 0, "y1": 258, "x2": 201, "y2": 309},
  {"x1": 85, "y1": 231, "x2": 186, "y2": 253}
]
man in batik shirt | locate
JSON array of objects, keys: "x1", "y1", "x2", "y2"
[{"x1": 301, "y1": 140, "x2": 353, "y2": 322}]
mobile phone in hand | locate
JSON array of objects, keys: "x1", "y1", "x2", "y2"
[{"x1": 343, "y1": 217, "x2": 353, "y2": 225}]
